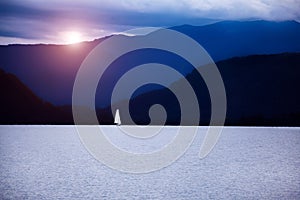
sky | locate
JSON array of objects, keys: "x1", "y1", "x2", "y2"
[{"x1": 0, "y1": 0, "x2": 299, "y2": 44}]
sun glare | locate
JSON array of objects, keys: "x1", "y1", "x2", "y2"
[{"x1": 64, "y1": 31, "x2": 82, "y2": 44}]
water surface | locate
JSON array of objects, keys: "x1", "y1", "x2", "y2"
[{"x1": 0, "y1": 126, "x2": 299, "y2": 199}]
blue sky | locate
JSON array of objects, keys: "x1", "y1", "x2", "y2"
[{"x1": 0, "y1": 0, "x2": 299, "y2": 44}]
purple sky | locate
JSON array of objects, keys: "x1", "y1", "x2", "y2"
[{"x1": 0, "y1": 0, "x2": 299, "y2": 44}]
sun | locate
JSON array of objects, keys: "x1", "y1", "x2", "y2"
[{"x1": 64, "y1": 31, "x2": 82, "y2": 44}]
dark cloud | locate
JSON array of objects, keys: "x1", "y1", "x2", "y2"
[
  {"x1": 0, "y1": 0, "x2": 299, "y2": 44},
  {"x1": 0, "y1": 1, "x2": 59, "y2": 20}
]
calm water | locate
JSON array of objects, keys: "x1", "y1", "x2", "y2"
[{"x1": 0, "y1": 126, "x2": 299, "y2": 199}]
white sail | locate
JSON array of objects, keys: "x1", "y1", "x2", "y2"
[{"x1": 114, "y1": 109, "x2": 121, "y2": 126}]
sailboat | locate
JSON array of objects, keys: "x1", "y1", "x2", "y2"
[{"x1": 114, "y1": 109, "x2": 121, "y2": 126}]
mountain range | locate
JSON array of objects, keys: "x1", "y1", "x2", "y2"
[
  {"x1": 0, "y1": 69, "x2": 72, "y2": 124},
  {"x1": 0, "y1": 20, "x2": 299, "y2": 107},
  {"x1": 0, "y1": 20, "x2": 299, "y2": 125},
  {"x1": 1, "y1": 53, "x2": 299, "y2": 125}
]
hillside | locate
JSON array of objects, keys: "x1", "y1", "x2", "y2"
[
  {"x1": 172, "y1": 20, "x2": 300, "y2": 61},
  {"x1": 0, "y1": 20, "x2": 299, "y2": 106},
  {"x1": 110, "y1": 53, "x2": 300, "y2": 126},
  {"x1": 0, "y1": 69, "x2": 72, "y2": 124},
  {"x1": 1, "y1": 53, "x2": 299, "y2": 125}
]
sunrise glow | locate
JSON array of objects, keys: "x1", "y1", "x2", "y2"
[{"x1": 63, "y1": 31, "x2": 83, "y2": 44}]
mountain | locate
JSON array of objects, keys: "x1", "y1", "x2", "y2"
[
  {"x1": 172, "y1": 20, "x2": 300, "y2": 61},
  {"x1": 0, "y1": 20, "x2": 299, "y2": 107},
  {"x1": 0, "y1": 38, "x2": 105, "y2": 106},
  {"x1": 218, "y1": 53, "x2": 300, "y2": 125},
  {"x1": 108, "y1": 53, "x2": 300, "y2": 126},
  {"x1": 0, "y1": 69, "x2": 72, "y2": 124},
  {"x1": 1, "y1": 53, "x2": 300, "y2": 125}
]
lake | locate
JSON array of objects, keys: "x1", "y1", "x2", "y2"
[{"x1": 0, "y1": 126, "x2": 299, "y2": 199}]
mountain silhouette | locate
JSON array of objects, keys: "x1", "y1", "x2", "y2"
[
  {"x1": 172, "y1": 20, "x2": 300, "y2": 61},
  {"x1": 1, "y1": 53, "x2": 300, "y2": 125},
  {"x1": 0, "y1": 69, "x2": 72, "y2": 124},
  {"x1": 107, "y1": 53, "x2": 300, "y2": 126},
  {"x1": 0, "y1": 20, "x2": 299, "y2": 107}
]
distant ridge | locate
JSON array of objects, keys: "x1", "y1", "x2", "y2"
[
  {"x1": 0, "y1": 69, "x2": 72, "y2": 124},
  {"x1": 172, "y1": 20, "x2": 300, "y2": 61},
  {"x1": 0, "y1": 20, "x2": 299, "y2": 106},
  {"x1": 107, "y1": 52, "x2": 300, "y2": 126},
  {"x1": 2, "y1": 53, "x2": 298, "y2": 125}
]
